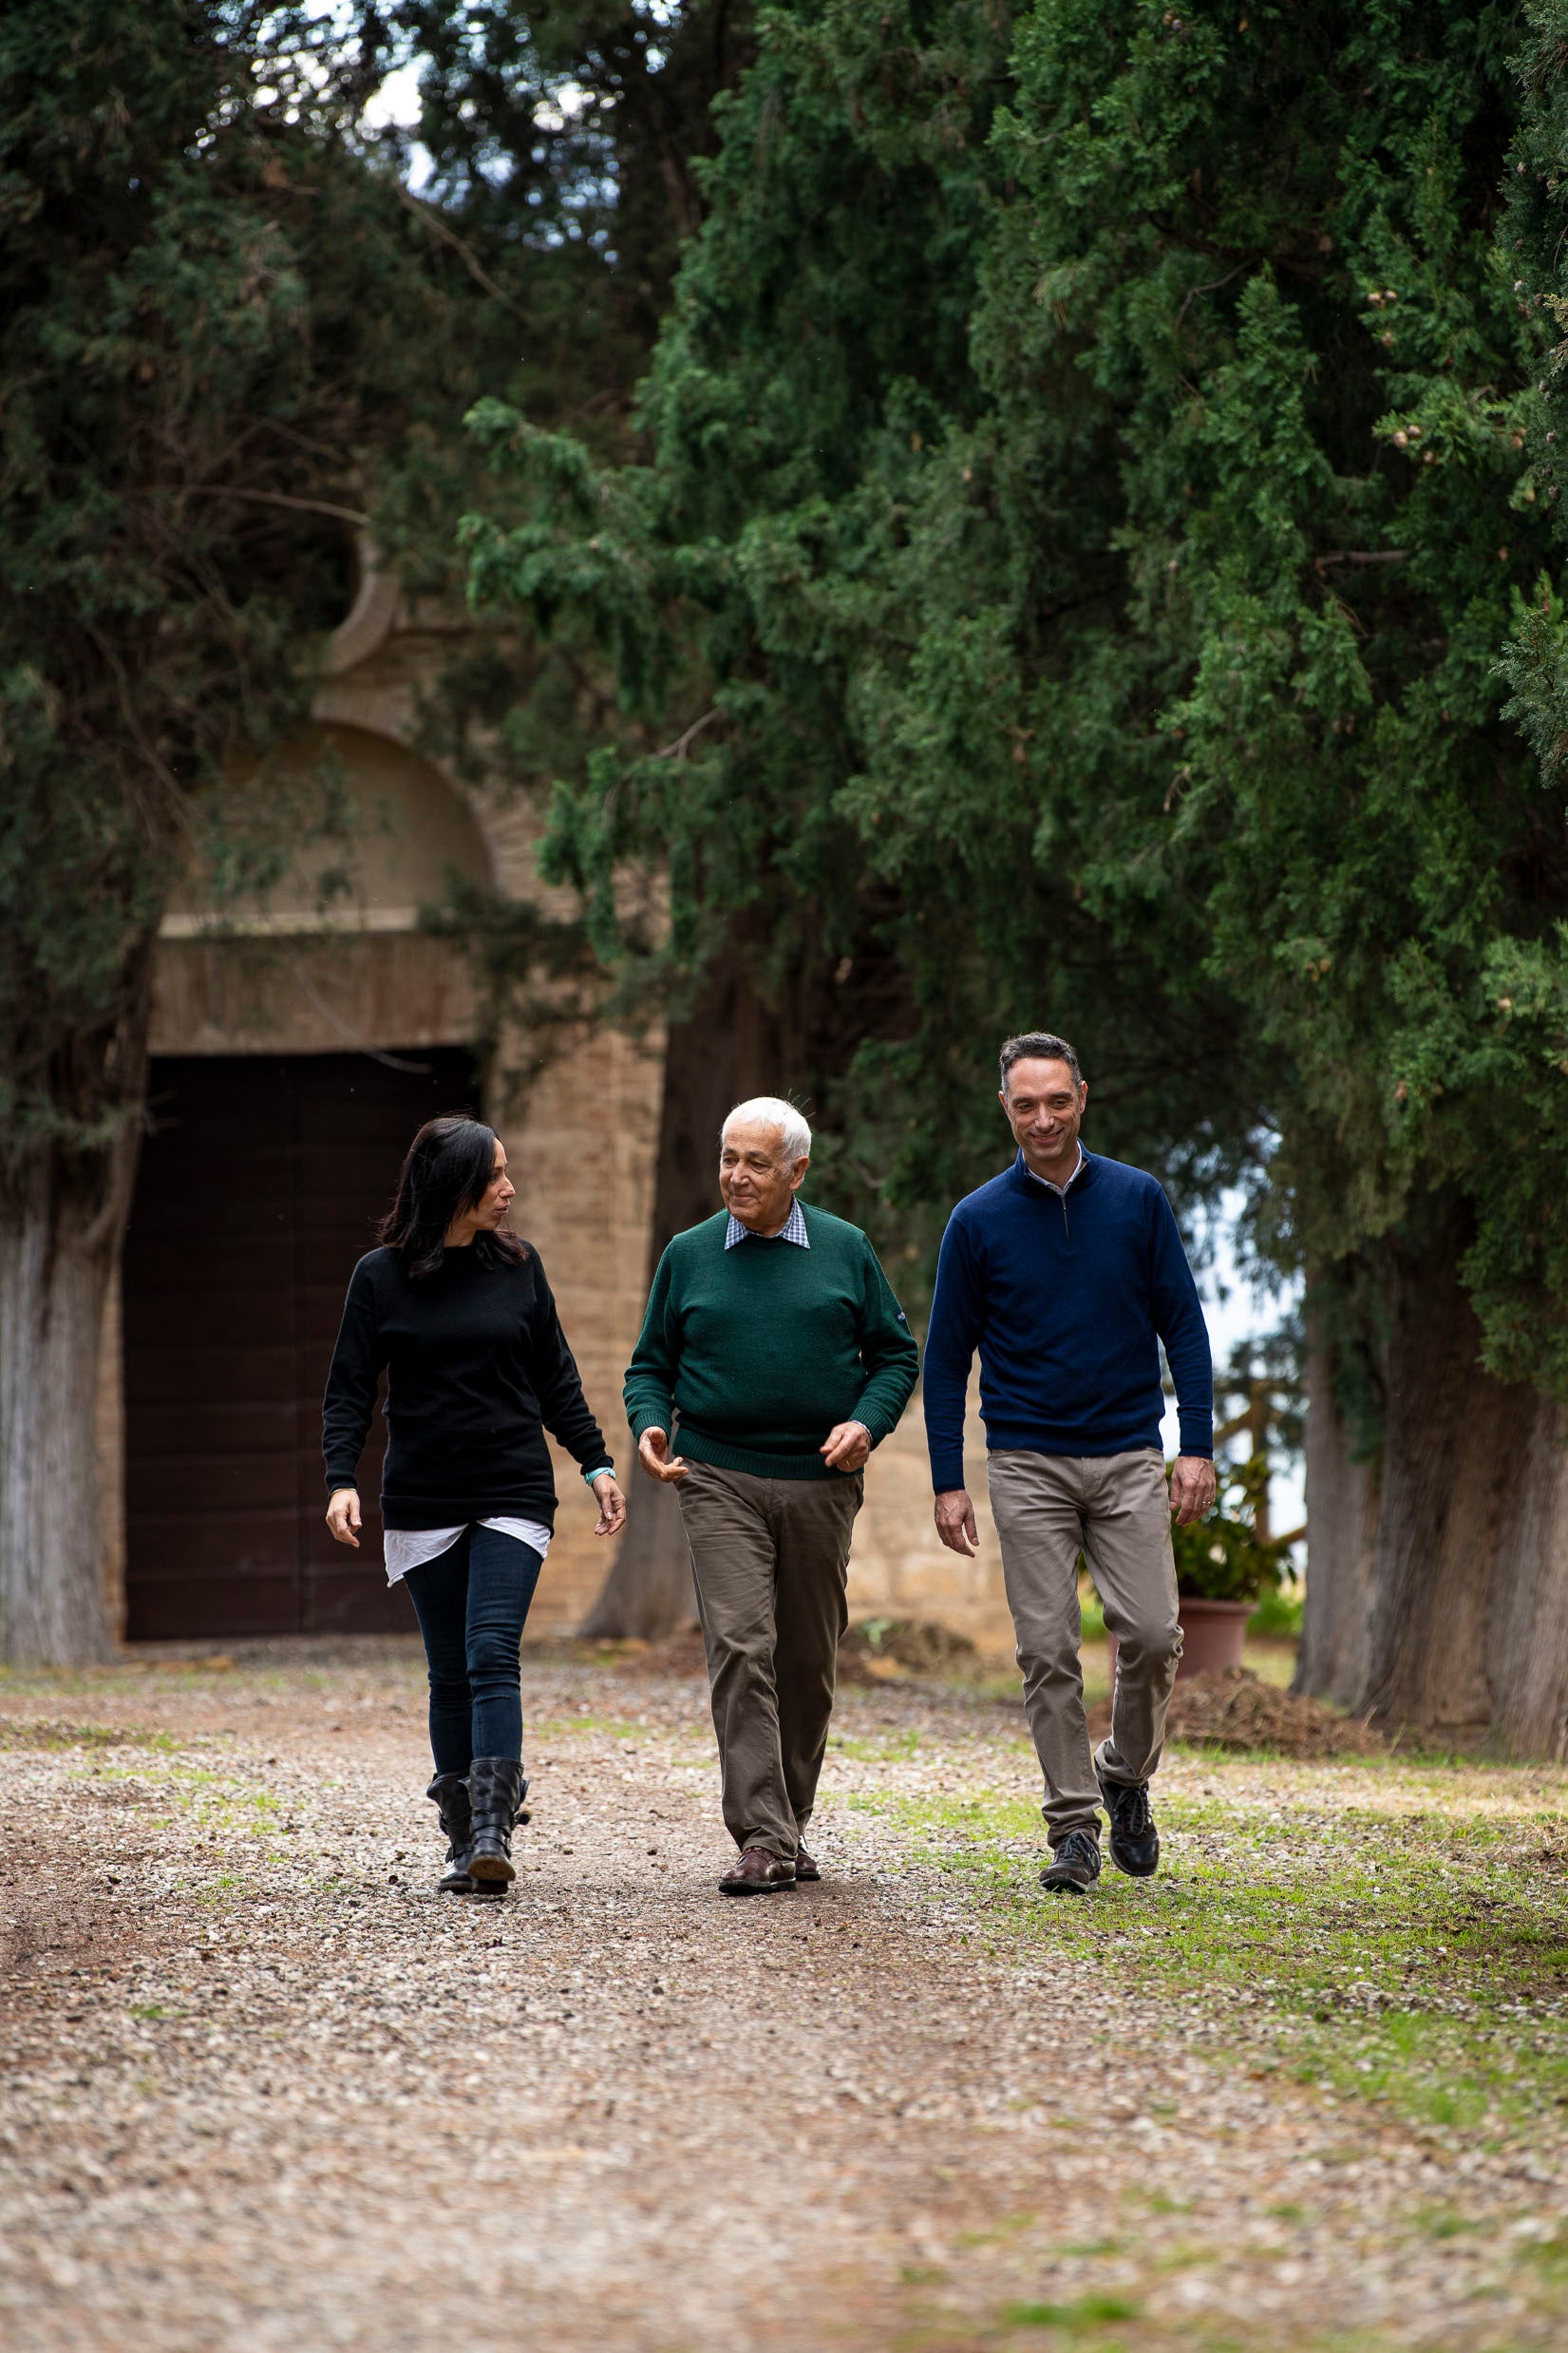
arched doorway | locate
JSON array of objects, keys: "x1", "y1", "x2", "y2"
[
  {"x1": 123, "y1": 725, "x2": 493, "y2": 1639},
  {"x1": 123, "y1": 1051, "x2": 482, "y2": 1638}
]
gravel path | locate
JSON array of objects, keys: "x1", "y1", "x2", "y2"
[{"x1": 1, "y1": 1638, "x2": 1563, "y2": 2351}]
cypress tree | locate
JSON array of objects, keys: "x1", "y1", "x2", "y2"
[
  {"x1": 467, "y1": 2, "x2": 1568, "y2": 1741},
  {"x1": 0, "y1": 1, "x2": 746, "y2": 1660}
]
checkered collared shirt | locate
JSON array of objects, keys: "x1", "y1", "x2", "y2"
[{"x1": 724, "y1": 1197, "x2": 810, "y2": 1250}]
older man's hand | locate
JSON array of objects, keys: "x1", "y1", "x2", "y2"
[
  {"x1": 934, "y1": 1489, "x2": 979, "y2": 1557},
  {"x1": 1169, "y1": 1454, "x2": 1218, "y2": 1527},
  {"x1": 821, "y1": 1420, "x2": 871, "y2": 1472},
  {"x1": 637, "y1": 1427, "x2": 690, "y2": 1484}
]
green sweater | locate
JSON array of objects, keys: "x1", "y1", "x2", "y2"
[{"x1": 623, "y1": 1205, "x2": 920, "y2": 1480}]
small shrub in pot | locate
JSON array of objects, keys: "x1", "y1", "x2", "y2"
[{"x1": 1170, "y1": 1454, "x2": 1290, "y2": 1604}]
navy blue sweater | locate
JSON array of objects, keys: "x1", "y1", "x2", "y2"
[{"x1": 922, "y1": 1149, "x2": 1213, "y2": 1490}]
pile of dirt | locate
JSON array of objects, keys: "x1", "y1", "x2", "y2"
[
  {"x1": 551, "y1": 1619, "x2": 988, "y2": 1688},
  {"x1": 546, "y1": 1636, "x2": 1378, "y2": 1758},
  {"x1": 838, "y1": 1618, "x2": 982, "y2": 1685},
  {"x1": 1162, "y1": 1666, "x2": 1386, "y2": 1758},
  {"x1": 545, "y1": 1626, "x2": 710, "y2": 1678},
  {"x1": 547, "y1": 1618, "x2": 988, "y2": 1688}
]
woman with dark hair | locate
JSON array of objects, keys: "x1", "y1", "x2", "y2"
[{"x1": 323, "y1": 1113, "x2": 626, "y2": 1894}]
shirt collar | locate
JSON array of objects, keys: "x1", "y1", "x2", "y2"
[
  {"x1": 725, "y1": 1198, "x2": 810, "y2": 1249},
  {"x1": 1020, "y1": 1143, "x2": 1086, "y2": 1198}
]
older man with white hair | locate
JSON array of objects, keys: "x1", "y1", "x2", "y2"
[{"x1": 625, "y1": 1097, "x2": 918, "y2": 1893}]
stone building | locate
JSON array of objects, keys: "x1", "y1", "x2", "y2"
[{"x1": 104, "y1": 573, "x2": 1014, "y2": 1653}]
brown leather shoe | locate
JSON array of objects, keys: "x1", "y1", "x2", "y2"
[
  {"x1": 793, "y1": 1840, "x2": 821, "y2": 1882},
  {"x1": 719, "y1": 1846, "x2": 797, "y2": 1896}
]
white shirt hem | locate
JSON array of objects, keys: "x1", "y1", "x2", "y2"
[{"x1": 383, "y1": 1517, "x2": 554, "y2": 1586}]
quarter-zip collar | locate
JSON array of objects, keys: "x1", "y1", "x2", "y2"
[
  {"x1": 1009, "y1": 1145, "x2": 1094, "y2": 1196},
  {"x1": 1008, "y1": 1145, "x2": 1094, "y2": 1245},
  {"x1": 1019, "y1": 1143, "x2": 1086, "y2": 1198}
]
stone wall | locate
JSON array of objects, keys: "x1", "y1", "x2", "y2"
[
  {"x1": 844, "y1": 1385, "x2": 1014, "y2": 1656},
  {"x1": 511, "y1": 1024, "x2": 663, "y2": 1633},
  {"x1": 110, "y1": 583, "x2": 1017, "y2": 1659}
]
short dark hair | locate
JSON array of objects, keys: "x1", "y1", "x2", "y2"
[
  {"x1": 378, "y1": 1114, "x2": 527, "y2": 1280},
  {"x1": 999, "y1": 1032, "x2": 1083, "y2": 1091}
]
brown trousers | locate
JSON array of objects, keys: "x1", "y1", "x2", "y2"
[
  {"x1": 675, "y1": 1460, "x2": 863, "y2": 1858},
  {"x1": 987, "y1": 1448, "x2": 1182, "y2": 1847}
]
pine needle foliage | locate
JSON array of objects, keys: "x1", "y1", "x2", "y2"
[
  {"x1": 465, "y1": 1, "x2": 1568, "y2": 1391},
  {"x1": 0, "y1": 0, "x2": 729, "y2": 1196},
  {"x1": 2, "y1": 4, "x2": 419, "y2": 1181}
]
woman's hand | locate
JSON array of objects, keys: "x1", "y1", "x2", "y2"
[
  {"x1": 637, "y1": 1428, "x2": 690, "y2": 1484},
  {"x1": 326, "y1": 1488, "x2": 362, "y2": 1548},
  {"x1": 591, "y1": 1472, "x2": 627, "y2": 1536}
]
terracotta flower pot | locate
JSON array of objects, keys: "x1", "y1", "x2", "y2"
[{"x1": 1106, "y1": 1595, "x2": 1252, "y2": 1685}]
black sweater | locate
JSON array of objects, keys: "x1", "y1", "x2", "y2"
[{"x1": 321, "y1": 1241, "x2": 612, "y2": 1529}]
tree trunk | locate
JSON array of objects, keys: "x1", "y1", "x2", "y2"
[
  {"x1": 1361, "y1": 1217, "x2": 1568, "y2": 1758},
  {"x1": 578, "y1": 952, "x2": 781, "y2": 1639},
  {"x1": 1293, "y1": 1319, "x2": 1380, "y2": 1709},
  {"x1": 579, "y1": 1475, "x2": 695, "y2": 1639},
  {"x1": 0, "y1": 1160, "x2": 120, "y2": 1664}
]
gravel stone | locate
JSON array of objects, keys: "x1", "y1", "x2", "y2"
[{"x1": 0, "y1": 1636, "x2": 1562, "y2": 2350}]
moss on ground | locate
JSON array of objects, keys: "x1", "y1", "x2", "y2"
[
  {"x1": 843, "y1": 1752, "x2": 1568, "y2": 2148},
  {"x1": 0, "y1": 1718, "x2": 184, "y2": 1751}
]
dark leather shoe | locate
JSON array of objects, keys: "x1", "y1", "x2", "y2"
[
  {"x1": 719, "y1": 1847, "x2": 797, "y2": 1895},
  {"x1": 793, "y1": 1840, "x2": 821, "y2": 1883},
  {"x1": 426, "y1": 1772, "x2": 475, "y2": 1893},
  {"x1": 1040, "y1": 1827, "x2": 1103, "y2": 1893},
  {"x1": 468, "y1": 1757, "x2": 530, "y2": 1886},
  {"x1": 1096, "y1": 1764, "x2": 1160, "y2": 1877}
]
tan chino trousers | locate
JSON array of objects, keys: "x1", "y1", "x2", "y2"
[
  {"x1": 675, "y1": 1459, "x2": 863, "y2": 1859},
  {"x1": 987, "y1": 1448, "x2": 1182, "y2": 1846}
]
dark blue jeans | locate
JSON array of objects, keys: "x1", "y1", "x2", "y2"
[{"x1": 403, "y1": 1525, "x2": 543, "y2": 1774}]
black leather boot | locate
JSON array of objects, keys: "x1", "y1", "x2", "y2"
[
  {"x1": 427, "y1": 1773, "x2": 477, "y2": 1893},
  {"x1": 467, "y1": 1756, "x2": 529, "y2": 1887}
]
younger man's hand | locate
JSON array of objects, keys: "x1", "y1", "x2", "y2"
[
  {"x1": 1169, "y1": 1455, "x2": 1218, "y2": 1527},
  {"x1": 934, "y1": 1489, "x2": 978, "y2": 1557}
]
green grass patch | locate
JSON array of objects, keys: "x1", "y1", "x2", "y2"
[
  {"x1": 1521, "y1": 2226, "x2": 1568, "y2": 2281},
  {"x1": 839, "y1": 1768, "x2": 1568, "y2": 2144},
  {"x1": 1247, "y1": 1585, "x2": 1305, "y2": 1640},
  {"x1": 831, "y1": 1728, "x2": 922, "y2": 1762},
  {"x1": 0, "y1": 1719, "x2": 183, "y2": 1752},
  {"x1": 1003, "y1": 2292, "x2": 1141, "y2": 2329},
  {"x1": 72, "y1": 1758, "x2": 293, "y2": 1849},
  {"x1": 531, "y1": 1714, "x2": 648, "y2": 1742}
]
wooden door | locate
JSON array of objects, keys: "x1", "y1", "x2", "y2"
[{"x1": 123, "y1": 1050, "x2": 480, "y2": 1639}]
